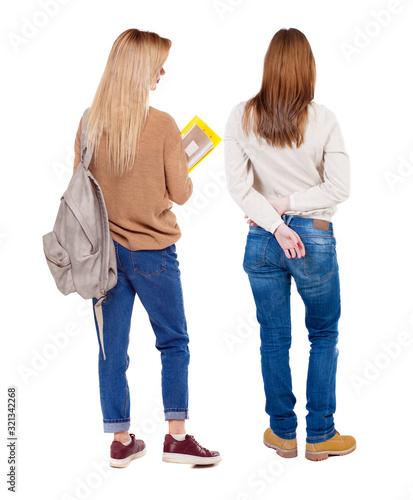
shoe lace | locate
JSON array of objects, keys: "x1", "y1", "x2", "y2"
[
  {"x1": 188, "y1": 434, "x2": 202, "y2": 448},
  {"x1": 188, "y1": 435, "x2": 207, "y2": 450}
]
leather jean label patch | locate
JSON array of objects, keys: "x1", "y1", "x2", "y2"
[{"x1": 313, "y1": 219, "x2": 330, "y2": 231}]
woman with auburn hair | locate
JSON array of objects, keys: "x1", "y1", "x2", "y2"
[
  {"x1": 224, "y1": 28, "x2": 355, "y2": 461},
  {"x1": 73, "y1": 28, "x2": 220, "y2": 468}
]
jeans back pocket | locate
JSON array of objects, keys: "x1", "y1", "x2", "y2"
[
  {"x1": 131, "y1": 248, "x2": 166, "y2": 276},
  {"x1": 302, "y1": 239, "x2": 336, "y2": 281},
  {"x1": 243, "y1": 230, "x2": 271, "y2": 271}
]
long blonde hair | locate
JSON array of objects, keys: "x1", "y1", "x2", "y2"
[
  {"x1": 242, "y1": 28, "x2": 316, "y2": 148},
  {"x1": 85, "y1": 28, "x2": 171, "y2": 176}
]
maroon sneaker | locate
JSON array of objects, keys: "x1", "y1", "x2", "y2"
[
  {"x1": 162, "y1": 434, "x2": 221, "y2": 465},
  {"x1": 110, "y1": 433, "x2": 146, "y2": 468}
]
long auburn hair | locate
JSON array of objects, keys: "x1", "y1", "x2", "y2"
[
  {"x1": 242, "y1": 28, "x2": 316, "y2": 148},
  {"x1": 85, "y1": 28, "x2": 171, "y2": 176}
]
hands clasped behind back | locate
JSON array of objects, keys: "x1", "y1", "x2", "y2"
[
  {"x1": 273, "y1": 222, "x2": 305, "y2": 260},
  {"x1": 244, "y1": 217, "x2": 305, "y2": 259},
  {"x1": 270, "y1": 195, "x2": 305, "y2": 260}
]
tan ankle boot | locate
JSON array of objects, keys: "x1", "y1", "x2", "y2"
[
  {"x1": 305, "y1": 431, "x2": 356, "y2": 461},
  {"x1": 263, "y1": 427, "x2": 297, "y2": 458}
]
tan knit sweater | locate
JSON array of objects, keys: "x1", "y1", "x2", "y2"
[{"x1": 73, "y1": 107, "x2": 193, "y2": 251}]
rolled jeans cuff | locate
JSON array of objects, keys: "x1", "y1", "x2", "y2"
[
  {"x1": 273, "y1": 429, "x2": 297, "y2": 440},
  {"x1": 164, "y1": 410, "x2": 189, "y2": 421},
  {"x1": 306, "y1": 427, "x2": 336, "y2": 444},
  {"x1": 103, "y1": 420, "x2": 130, "y2": 433}
]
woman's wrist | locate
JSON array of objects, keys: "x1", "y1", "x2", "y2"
[{"x1": 271, "y1": 196, "x2": 291, "y2": 215}]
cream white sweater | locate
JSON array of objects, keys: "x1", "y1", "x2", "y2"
[{"x1": 224, "y1": 101, "x2": 350, "y2": 233}]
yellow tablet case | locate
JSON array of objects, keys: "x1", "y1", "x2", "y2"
[{"x1": 181, "y1": 116, "x2": 222, "y2": 173}]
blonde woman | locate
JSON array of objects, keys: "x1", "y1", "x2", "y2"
[
  {"x1": 224, "y1": 28, "x2": 356, "y2": 461},
  {"x1": 73, "y1": 29, "x2": 220, "y2": 468}
]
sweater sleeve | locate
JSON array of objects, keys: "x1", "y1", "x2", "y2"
[
  {"x1": 290, "y1": 110, "x2": 350, "y2": 211},
  {"x1": 164, "y1": 120, "x2": 193, "y2": 205},
  {"x1": 73, "y1": 116, "x2": 82, "y2": 173},
  {"x1": 224, "y1": 105, "x2": 283, "y2": 233}
]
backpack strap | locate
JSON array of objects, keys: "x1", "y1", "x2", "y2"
[
  {"x1": 79, "y1": 106, "x2": 111, "y2": 361},
  {"x1": 80, "y1": 107, "x2": 93, "y2": 171},
  {"x1": 88, "y1": 166, "x2": 112, "y2": 363},
  {"x1": 93, "y1": 285, "x2": 107, "y2": 360},
  {"x1": 88, "y1": 175, "x2": 112, "y2": 290}
]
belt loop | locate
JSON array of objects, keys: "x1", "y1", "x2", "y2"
[{"x1": 283, "y1": 215, "x2": 293, "y2": 227}]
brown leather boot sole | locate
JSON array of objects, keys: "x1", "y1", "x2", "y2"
[
  {"x1": 305, "y1": 442, "x2": 357, "y2": 461},
  {"x1": 263, "y1": 438, "x2": 298, "y2": 458}
]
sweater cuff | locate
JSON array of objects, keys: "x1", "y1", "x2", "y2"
[
  {"x1": 289, "y1": 194, "x2": 296, "y2": 211},
  {"x1": 269, "y1": 217, "x2": 284, "y2": 234}
]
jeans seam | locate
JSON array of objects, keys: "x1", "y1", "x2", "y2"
[
  {"x1": 290, "y1": 223, "x2": 331, "y2": 229},
  {"x1": 103, "y1": 418, "x2": 130, "y2": 423},
  {"x1": 299, "y1": 234, "x2": 334, "y2": 238},
  {"x1": 123, "y1": 354, "x2": 129, "y2": 419},
  {"x1": 115, "y1": 241, "x2": 127, "y2": 276},
  {"x1": 327, "y1": 345, "x2": 337, "y2": 427},
  {"x1": 281, "y1": 239, "x2": 285, "y2": 269},
  {"x1": 123, "y1": 383, "x2": 128, "y2": 418}
]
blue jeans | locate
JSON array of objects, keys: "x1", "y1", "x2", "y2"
[
  {"x1": 243, "y1": 215, "x2": 340, "y2": 444},
  {"x1": 92, "y1": 241, "x2": 190, "y2": 433}
]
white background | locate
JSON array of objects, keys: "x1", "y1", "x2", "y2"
[{"x1": 2, "y1": 0, "x2": 413, "y2": 499}]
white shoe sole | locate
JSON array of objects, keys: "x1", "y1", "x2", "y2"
[
  {"x1": 162, "y1": 452, "x2": 222, "y2": 465},
  {"x1": 110, "y1": 446, "x2": 147, "y2": 468}
]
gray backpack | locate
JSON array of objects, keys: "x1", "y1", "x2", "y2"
[{"x1": 42, "y1": 107, "x2": 117, "y2": 360}]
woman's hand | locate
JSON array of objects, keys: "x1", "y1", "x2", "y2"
[
  {"x1": 244, "y1": 215, "x2": 257, "y2": 226},
  {"x1": 274, "y1": 223, "x2": 305, "y2": 259},
  {"x1": 244, "y1": 215, "x2": 305, "y2": 259},
  {"x1": 271, "y1": 196, "x2": 291, "y2": 216}
]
